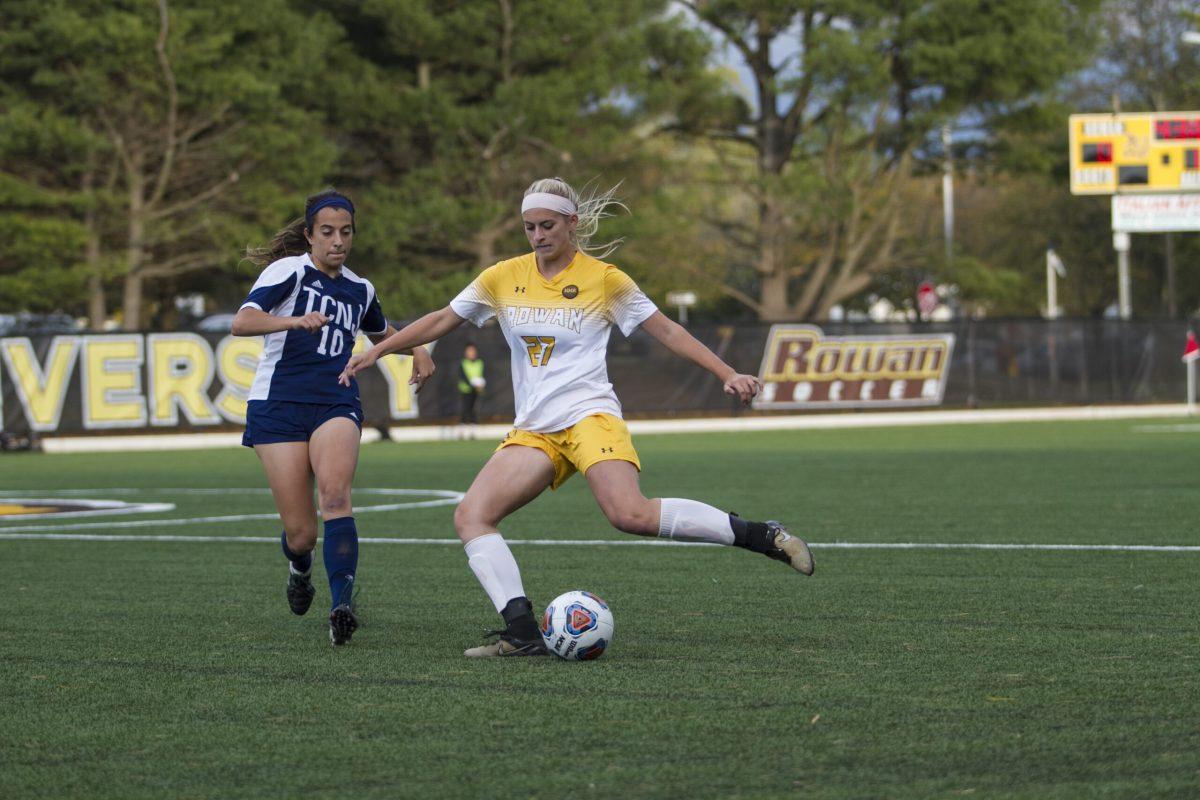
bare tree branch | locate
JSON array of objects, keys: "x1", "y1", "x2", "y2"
[
  {"x1": 147, "y1": 165, "x2": 246, "y2": 222},
  {"x1": 699, "y1": 214, "x2": 757, "y2": 251},
  {"x1": 93, "y1": 105, "x2": 136, "y2": 176},
  {"x1": 780, "y1": 8, "x2": 817, "y2": 145},
  {"x1": 148, "y1": 0, "x2": 179, "y2": 208},
  {"x1": 679, "y1": 2, "x2": 756, "y2": 71},
  {"x1": 178, "y1": 103, "x2": 232, "y2": 148},
  {"x1": 139, "y1": 251, "x2": 217, "y2": 279},
  {"x1": 670, "y1": 255, "x2": 763, "y2": 313}
]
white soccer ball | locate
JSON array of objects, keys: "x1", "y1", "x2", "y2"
[{"x1": 540, "y1": 590, "x2": 614, "y2": 661}]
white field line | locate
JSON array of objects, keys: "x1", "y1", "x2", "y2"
[
  {"x1": 0, "y1": 488, "x2": 463, "y2": 530},
  {"x1": 0, "y1": 532, "x2": 1197, "y2": 552},
  {"x1": 0, "y1": 499, "x2": 461, "y2": 533},
  {"x1": 0, "y1": 499, "x2": 175, "y2": 520},
  {"x1": 36, "y1": 404, "x2": 1197, "y2": 453},
  {"x1": 1131, "y1": 423, "x2": 1200, "y2": 433}
]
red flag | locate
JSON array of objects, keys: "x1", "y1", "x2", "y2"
[{"x1": 1183, "y1": 330, "x2": 1200, "y2": 363}]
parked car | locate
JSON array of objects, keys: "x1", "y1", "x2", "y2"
[
  {"x1": 195, "y1": 313, "x2": 236, "y2": 332},
  {"x1": 0, "y1": 312, "x2": 82, "y2": 336}
]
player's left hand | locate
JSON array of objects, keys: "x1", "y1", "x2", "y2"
[
  {"x1": 339, "y1": 351, "x2": 377, "y2": 386},
  {"x1": 723, "y1": 373, "x2": 762, "y2": 405},
  {"x1": 410, "y1": 346, "x2": 435, "y2": 393}
]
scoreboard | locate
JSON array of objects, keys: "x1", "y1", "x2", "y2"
[{"x1": 1069, "y1": 112, "x2": 1200, "y2": 195}]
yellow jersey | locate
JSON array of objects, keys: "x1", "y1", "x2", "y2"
[{"x1": 450, "y1": 251, "x2": 657, "y2": 432}]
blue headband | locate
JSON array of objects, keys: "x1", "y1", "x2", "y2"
[{"x1": 305, "y1": 195, "x2": 355, "y2": 229}]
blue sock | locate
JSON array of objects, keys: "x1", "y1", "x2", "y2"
[
  {"x1": 281, "y1": 531, "x2": 312, "y2": 573},
  {"x1": 323, "y1": 516, "x2": 358, "y2": 610}
]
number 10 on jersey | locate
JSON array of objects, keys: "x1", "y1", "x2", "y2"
[
  {"x1": 522, "y1": 336, "x2": 556, "y2": 367},
  {"x1": 318, "y1": 326, "x2": 345, "y2": 357}
]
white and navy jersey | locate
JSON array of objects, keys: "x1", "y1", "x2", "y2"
[
  {"x1": 240, "y1": 253, "x2": 388, "y2": 404},
  {"x1": 450, "y1": 251, "x2": 657, "y2": 432}
]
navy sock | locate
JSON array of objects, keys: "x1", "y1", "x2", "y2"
[
  {"x1": 323, "y1": 516, "x2": 358, "y2": 610},
  {"x1": 281, "y1": 531, "x2": 312, "y2": 573}
]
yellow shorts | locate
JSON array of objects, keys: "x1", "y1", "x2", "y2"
[{"x1": 497, "y1": 413, "x2": 641, "y2": 490}]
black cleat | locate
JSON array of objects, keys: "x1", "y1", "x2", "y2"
[
  {"x1": 286, "y1": 569, "x2": 315, "y2": 616},
  {"x1": 329, "y1": 603, "x2": 359, "y2": 646},
  {"x1": 464, "y1": 596, "x2": 548, "y2": 657},
  {"x1": 463, "y1": 630, "x2": 548, "y2": 658}
]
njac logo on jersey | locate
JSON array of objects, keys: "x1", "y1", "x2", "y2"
[{"x1": 753, "y1": 325, "x2": 955, "y2": 409}]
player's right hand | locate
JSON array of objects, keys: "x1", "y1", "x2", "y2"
[
  {"x1": 338, "y1": 351, "x2": 377, "y2": 386},
  {"x1": 291, "y1": 312, "x2": 330, "y2": 333}
]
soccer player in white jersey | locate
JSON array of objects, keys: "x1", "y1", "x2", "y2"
[
  {"x1": 233, "y1": 189, "x2": 434, "y2": 646},
  {"x1": 340, "y1": 178, "x2": 813, "y2": 657}
]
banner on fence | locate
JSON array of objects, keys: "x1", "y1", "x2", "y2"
[
  {"x1": 0, "y1": 332, "x2": 421, "y2": 436},
  {"x1": 753, "y1": 325, "x2": 955, "y2": 409}
]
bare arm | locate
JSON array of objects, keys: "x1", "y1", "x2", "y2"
[
  {"x1": 231, "y1": 306, "x2": 328, "y2": 336},
  {"x1": 366, "y1": 324, "x2": 437, "y2": 392},
  {"x1": 638, "y1": 311, "x2": 762, "y2": 404},
  {"x1": 339, "y1": 305, "x2": 466, "y2": 386},
  {"x1": 367, "y1": 324, "x2": 417, "y2": 354}
]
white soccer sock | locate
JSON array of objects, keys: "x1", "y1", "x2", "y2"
[
  {"x1": 657, "y1": 498, "x2": 735, "y2": 546},
  {"x1": 464, "y1": 533, "x2": 528, "y2": 613}
]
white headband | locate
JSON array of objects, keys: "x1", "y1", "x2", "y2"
[{"x1": 521, "y1": 192, "x2": 577, "y2": 216}]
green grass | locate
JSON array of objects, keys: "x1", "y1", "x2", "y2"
[{"x1": 2, "y1": 419, "x2": 1199, "y2": 799}]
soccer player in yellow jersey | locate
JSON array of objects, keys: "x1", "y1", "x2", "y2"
[{"x1": 340, "y1": 177, "x2": 814, "y2": 656}]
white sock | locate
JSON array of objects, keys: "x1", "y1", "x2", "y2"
[
  {"x1": 658, "y1": 498, "x2": 735, "y2": 545},
  {"x1": 464, "y1": 533, "x2": 527, "y2": 613}
]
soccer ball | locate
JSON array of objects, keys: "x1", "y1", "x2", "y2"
[{"x1": 540, "y1": 590, "x2": 614, "y2": 661}]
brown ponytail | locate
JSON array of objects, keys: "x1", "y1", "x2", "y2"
[{"x1": 244, "y1": 217, "x2": 308, "y2": 268}]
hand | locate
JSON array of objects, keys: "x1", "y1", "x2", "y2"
[
  {"x1": 723, "y1": 372, "x2": 762, "y2": 405},
  {"x1": 409, "y1": 347, "x2": 436, "y2": 393},
  {"x1": 290, "y1": 311, "x2": 330, "y2": 333},
  {"x1": 338, "y1": 350, "x2": 378, "y2": 386}
]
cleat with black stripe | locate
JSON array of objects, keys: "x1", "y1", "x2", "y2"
[
  {"x1": 463, "y1": 630, "x2": 548, "y2": 658},
  {"x1": 464, "y1": 597, "x2": 548, "y2": 657},
  {"x1": 762, "y1": 521, "x2": 814, "y2": 576},
  {"x1": 286, "y1": 568, "x2": 315, "y2": 616},
  {"x1": 329, "y1": 603, "x2": 359, "y2": 646}
]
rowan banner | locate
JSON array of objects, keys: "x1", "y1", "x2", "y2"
[{"x1": 753, "y1": 325, "x2": 955, "y2": 409}]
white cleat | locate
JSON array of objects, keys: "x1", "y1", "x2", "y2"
[{"x1": 765, "y1": 521, "x2": 814, "y2": 576}]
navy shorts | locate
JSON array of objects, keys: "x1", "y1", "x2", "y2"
[{"x1": 242, "y1": 400, "x2": 363, "y2": 447}]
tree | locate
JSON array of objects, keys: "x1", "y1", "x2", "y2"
[
  {"x1": 314, "y1": 0, "x2": 721, "y2": 316},
  {"x1": 675, "y1": 0, "x2": 1102, "y2": 321},
  {"x1": 0, "y1": 0, "x2": 336, "y2": 329}
]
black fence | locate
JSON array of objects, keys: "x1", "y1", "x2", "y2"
[
  {"x1": 0, "y1": 319, "x2": 1192, "y2": 443},
  {"x1": 418, "y1": 318, "x2": 1194, "y2": 422}
]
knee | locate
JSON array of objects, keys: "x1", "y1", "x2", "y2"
[
  {"x1": 286, "y1": 526, "x2": 318, "y2": 552},
  {"x1": 453, "y1": 500, "x2": 490, "y2": 539},
  {"x1": 318, "y1": 487, "x2": 352, "y2": 519},
  {"x1": 604, "y1": 500, "x2": 657, "y2": 536}
]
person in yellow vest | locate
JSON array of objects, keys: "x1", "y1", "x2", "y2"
[
  {"x1": 340, "y1": 177, "x2": 814, "y2": 657},
  {"x1": 458, "y1": 342, "x2": 486, "y2": 425}
]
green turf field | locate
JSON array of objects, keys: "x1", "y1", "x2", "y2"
[{"x1": 2, "y1": 419, "x2": 1198, "y2": 799}]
